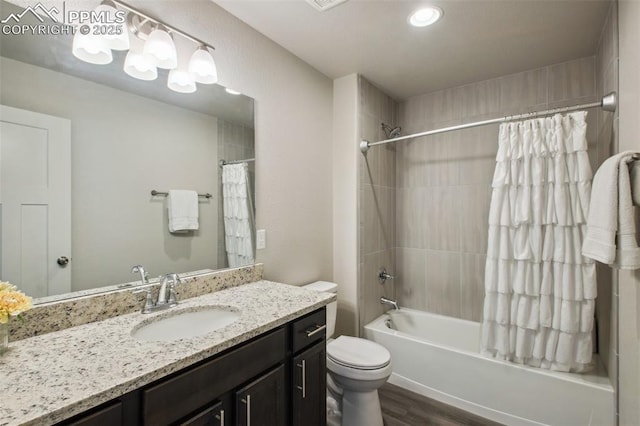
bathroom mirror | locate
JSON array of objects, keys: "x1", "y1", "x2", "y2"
[{"x1": 0, "y1": 0, "x2": 256, "y2": 302}]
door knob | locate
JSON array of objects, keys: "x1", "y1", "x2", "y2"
[{"x1": 57, "y1": 256, "x2": 70, "y2": 266}]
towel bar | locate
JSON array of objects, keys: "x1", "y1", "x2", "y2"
[{"x1": 151, "y1": 190, "x2": 212, "y2": 199}]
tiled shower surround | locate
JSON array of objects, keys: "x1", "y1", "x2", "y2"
[
  {"x1": 358, "y1": 4, "x2": 617, "y2": 378},
  {"x1": 217, "y1": 119, "x2": 256, "y2": 268}
]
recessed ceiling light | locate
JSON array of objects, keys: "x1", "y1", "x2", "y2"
[
  {"x1": 408, "y1": 6, "x2": 443, "y2": 27},
  {"x1": 225, "y1": 88, "x2": 241, "y2": 95}
]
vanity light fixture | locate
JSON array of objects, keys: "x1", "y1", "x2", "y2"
[
  {"x1": 95, "y1": 0, "x2": 130, "y2": 50},
  {"x1": 189, "y1": 46, "x2": 218, "y2": 84},
  {"x1": 71, "y1": 0, "x2": 218, "y2": 94},
  {"x1": 72, "y1": 32, "x2": 113, "y2": 65},
  {"x1": 143, "y1": 25, "x2": 178, "y2": 69},
  {"x1": 408, "y1": 6, "x2": 443, "y2": 27},
  {"x1": 124, "y1": 35, "x2": 157, "y2": 80},
  {"x1": 168, "y1": 69, "x2": 197, "y2": 93}
]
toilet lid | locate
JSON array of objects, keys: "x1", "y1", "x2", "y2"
[{"x1": 327, "y1": 336, "x2": 391, "y2": 370}]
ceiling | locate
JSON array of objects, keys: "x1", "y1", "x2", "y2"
[{"x1": 215, "y1": 0, "x2": 612, "y2": 100}]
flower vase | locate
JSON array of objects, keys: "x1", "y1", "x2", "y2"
[{"x1": 0, "y1": 322, "x2": 9, "y2": 355}]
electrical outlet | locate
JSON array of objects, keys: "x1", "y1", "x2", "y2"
[{"x1": 256, "y1": 229, "x2": 266, "y2": 250}]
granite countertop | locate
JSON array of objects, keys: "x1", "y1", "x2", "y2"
[{"x1": 0, "y1": 281, "x2": 335, "y2": 426}]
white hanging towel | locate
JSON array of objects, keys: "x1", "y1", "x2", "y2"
[
  {"x1": 167, "y1": 190, "x2": 199, "y2": 233},
  {"x1": 582, "y1": 151, "x2": 640, "y2": 269}
]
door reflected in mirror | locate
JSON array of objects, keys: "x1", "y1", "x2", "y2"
[{"x1": 0, "y1": 0, "x2": 256, "y2": 302}]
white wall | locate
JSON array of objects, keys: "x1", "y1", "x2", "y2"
[
  {"x1": 126, "y1": 0, "x2": 334, "y2": 284},
  {"x1": 332, "y1": 74, "x2": 359, "y2": 336},
  {"x1": 0, "y1": 57, "x2": 220, "y2": 291},
  {"x1": 617, "y1": 1, "x2": 640, "y2": 424}
]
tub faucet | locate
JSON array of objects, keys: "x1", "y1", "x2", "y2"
[{"x1": 380, "y1": 297, "x2": 399, "y2": 311}]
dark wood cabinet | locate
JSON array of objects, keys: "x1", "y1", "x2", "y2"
[
  {"x1": 179, "y1": 399, "x2": 228, "y2": 426},
  {"x1": 292, "y1": 342, "x2": 326, "y2": 426},
  {"x1": 66, "y1": 402, "x2": 123, "y2": 426},
  {"x1": 142, "y1": 328, "x2": 286, "y2": 426},
  {"x1": 58, "y1": 307, "x2": 326, "y2": 426},
  {"x1": 236, "y1": 365, "x2": 286, "y2": 426}
]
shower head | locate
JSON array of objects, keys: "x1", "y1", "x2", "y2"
[{"x1": 381, "y1": 123, "x2": 401, "y2": 139}]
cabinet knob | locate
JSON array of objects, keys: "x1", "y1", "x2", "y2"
[{"x1": 57, "y1": 256, "x2": 70, "y2": 266}]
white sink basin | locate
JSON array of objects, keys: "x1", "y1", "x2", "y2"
[{"x1": 131, "y1": 305, "x2": 241, "y2": 342}]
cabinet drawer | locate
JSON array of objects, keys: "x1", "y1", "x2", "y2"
[
  {"x1": 66, "y1": 402, "x2": 122, "y2": 426},
  {"x1": 143, "y1": 327, "x2": 286, "y2": 426},
  {"x1": 291, "y1": 308, "x2": 326, "y2": 353}
]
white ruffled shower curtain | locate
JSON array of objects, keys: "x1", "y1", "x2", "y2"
[
  {"x1": 481, "y1": 111, "x2": 597, "y2": 372},
  {"x1": 222, "y1": 163, "x2": 255, "y2": 267}
]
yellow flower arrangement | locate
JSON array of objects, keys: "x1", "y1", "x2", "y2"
[{"x1": 0, "y1": 281, "x2": 32, "y2": 324}]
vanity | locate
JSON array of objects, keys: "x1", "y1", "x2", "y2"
[{"x1": 0, "y1": 280, "x2": 335, "y2": 426}]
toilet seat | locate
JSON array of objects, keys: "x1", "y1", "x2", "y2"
[
  {"x1": 326, "y1": 336, "x2": 392, "y2": 381},
  {"x1": 327, "y1": 336, "x2": 391, "y2": 369},
  {"x1": 327, "y1": 356, "x2": 393, "y2": 381}
]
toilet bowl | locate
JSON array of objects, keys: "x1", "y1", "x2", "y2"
[{"x1": 303, "y1": 281, "x2": 392, "y2": 426}]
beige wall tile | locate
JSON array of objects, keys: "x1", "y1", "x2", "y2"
[
  {"x1": 548, "y1": 56, "x2": 596, "y2": 102},
  {"x1": 458, "y1": 124, "x2": 500, "y2": 186},
  {"x1": 425, "y1": 250, "x2": 461, "y2": 317},
  {"x1": 459, "y1": 78, "x2": 501, "y2": 118},
  {"x1": 424, "y1": 187, "x2": 460, "y2": 251},
  {"x1": 361, "y1": 249, "x2": 395, "y2": 328},
  {"x1": 395, "y1": 187, "x2": 427, "y2": 249},
  {"x1": 460, "y1": 253, "x2": 486, "y2": 322},
  {"x1": 459, "y1": 185, "x2": 491, "y2": 254},
  {"x1": 425, "y1": 88, "x2": 463, "y2": 124},
  {"x1": 360, "y1": 183, "x2": 379, "y2": 256},
  {"x1": 500, "y1": 68, "x2": 548, "y2": 114},
  {"x1": 396, "y1": 248, "x2": 427, "y2": 310},
  {"x1": 359, "y1": 184, "x2": 395, "y2": 256},
  {"x1": 420, "y1": 130, "x2": 461, "y2": 187}
]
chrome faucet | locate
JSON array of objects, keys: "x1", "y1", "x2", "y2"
[
  {"x1": 131, "y1": 264, "x2": 149, "y2": 285},
  {"x1": 132, "y1": 265, "x2": 181, "y2": 313},
  {"x1": 380, "y1": 297, "x2": 399, "y2": 311},
  {"x1": 158, "y1": 273, "x2": 180, "y2": 307}
]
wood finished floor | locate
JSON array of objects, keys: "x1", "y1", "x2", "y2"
[{"x1": 379, "y1": 383, "x2": 504, "y2": 426}]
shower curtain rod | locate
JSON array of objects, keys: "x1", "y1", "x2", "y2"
[
  {"x1": 219, "y1": 158, "x2": 256, "y2": 167},
  {"x1": 359, "y1": 92, "x2": 618, "y2": 153}
]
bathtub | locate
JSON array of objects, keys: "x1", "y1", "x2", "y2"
[{"x1": 364, "y1": 308, "x2": 614, "y2": 426}]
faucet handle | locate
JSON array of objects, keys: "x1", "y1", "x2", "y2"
[
  {"x1": 133, "y1": 288, "x2": 154, "y2": 313},
  {"x1": 163, "y1": 273, "x2": 181, "y2": 307},
  {"x1": 378, "y1": 268, "x2": 394, "y2": 283}
]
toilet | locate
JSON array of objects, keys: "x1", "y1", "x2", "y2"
[{"x1": 303, "y1": 281, "x2": 392, "y2": 426}]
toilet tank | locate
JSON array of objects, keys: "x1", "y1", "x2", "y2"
[{"x1": 303, "y1": 281, "x2": 337, "y2": 339}]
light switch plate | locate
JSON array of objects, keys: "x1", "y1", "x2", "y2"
[{"x1": 256, "y1": 229, "x2": 266, "y2": 250}]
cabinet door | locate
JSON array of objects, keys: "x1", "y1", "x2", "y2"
[
  {"x1": 178, "y1": 397, "x2": 229, "y2": 426},
  {"x1": 292, "y1": 342, "x2": 326, "y2": 426},
  {"x1": 236, "y1": 364, "x2": 286, "y2": 426}
]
